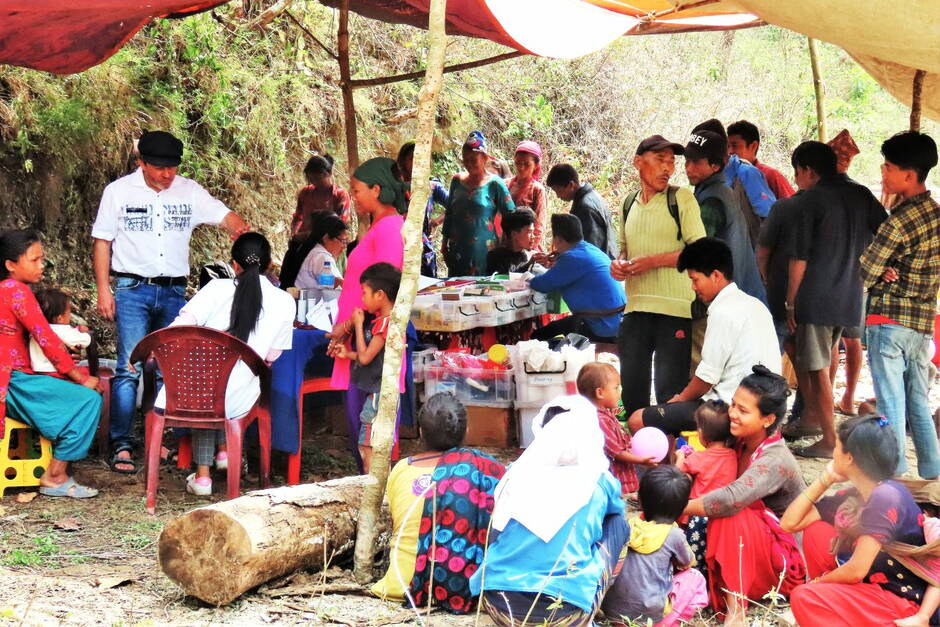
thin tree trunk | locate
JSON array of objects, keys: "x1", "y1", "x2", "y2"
[
  {"x1": 337, "y1": 0, "x2": 359, "y2": 171},
  {"x1": 352, "y1": 0, "x2": 448, "y2": 585},
  {"x1": 807, "y1": 37, "x2": 826, "y2": 142},
  {"x1": 911, "y1": 69, "x2": 926, "y2": 132}
]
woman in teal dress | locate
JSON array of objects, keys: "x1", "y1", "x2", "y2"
[{"x1": 442, "y1": 131, "x2": 515, "y2": 276}]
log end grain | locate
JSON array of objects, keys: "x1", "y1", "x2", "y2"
[{"x1": 159, "y1": 508, "x2": 253, "y2": 606}]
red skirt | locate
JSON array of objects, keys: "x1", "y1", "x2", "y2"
[
  {"x1": 791, "y1": 582, "x2": 920, "y2": 627},
  {"x1": 706, "y1": 502, "x2": 806, "y2": 611},
  {"x1": 802, "y1": 519, "x2": 838, "y2": 579}
]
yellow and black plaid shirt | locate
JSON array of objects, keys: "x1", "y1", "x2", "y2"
[{"x1": 860, "y1": 191, "x2": 940, "y2": 335}]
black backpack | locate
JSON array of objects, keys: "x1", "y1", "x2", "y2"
[{"x1": 622, "y1": 185, "x2": 682, "y2": 241}]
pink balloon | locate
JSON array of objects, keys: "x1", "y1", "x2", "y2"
[{"x1": 631, "y1": 427, "x2": 669, "y2": 462}]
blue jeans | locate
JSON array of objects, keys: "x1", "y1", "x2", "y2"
[
  {"x1": 866, "y1": 323, "x2": 940, "y2": 478},
  {"x1": 110, "y1": 277, "x2": 186, "y2": 452}
]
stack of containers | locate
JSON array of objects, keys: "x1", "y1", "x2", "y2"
[
  {"x1": 422, "y1": 352, "x2": 515, "y2": 447},
  {"x1": 511, "y1": 341, "x2": 596, "y2": 447}
]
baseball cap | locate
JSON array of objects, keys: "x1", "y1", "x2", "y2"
[
  {"x1": 138, "y1": 131, "x2": 183, "y2": 167},
  {"x1": 635, "y1": 135, "x2": 685, "y2": 156},
  {"x1": 685, "y1": 130, "x2": 728, "y2": 165},
  {"x1": 692, "y1": 118, "x2": 727, "y2": 139}
]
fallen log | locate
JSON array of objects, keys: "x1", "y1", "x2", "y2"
[{"x1": 158, "y1": 475, "x2": 388, "y2": 605}]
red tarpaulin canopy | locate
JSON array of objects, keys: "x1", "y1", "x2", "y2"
[
  {"x1": 0, "y1": 0, "x2": 759, "y2": 74},
  {"x1": 2, "y1": 0, "x2": 938, "y2": 121}
]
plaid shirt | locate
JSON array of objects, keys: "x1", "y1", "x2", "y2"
[
  {"x1": 597, "y1": 406, "x2": 638, "y2": 494},
  {"x1": 860, "y1": 191, "x2": 940, "y2": 335}
]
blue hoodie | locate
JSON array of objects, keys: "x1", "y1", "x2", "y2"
[{"x1": 724, "y1": 154, "x2": 776, "y2": 218}]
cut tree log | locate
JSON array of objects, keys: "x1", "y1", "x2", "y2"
[{"x1": 158, "y1": 476, "x2": 388, "y2": 605}]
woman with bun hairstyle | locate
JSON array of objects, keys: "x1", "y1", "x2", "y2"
[
  {"x1": 681, "y1": 365, "x2": 807, "y2": 625},
  {"x1": 782, "y1": 416, "x2": 936, "y2": 626}
]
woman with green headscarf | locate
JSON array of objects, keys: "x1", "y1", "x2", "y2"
[{"x1": 328, "y1": 157, "x2": 408, "y2": 471}]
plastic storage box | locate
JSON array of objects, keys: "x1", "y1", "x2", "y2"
[{"x1": 423, "y1": 362, "x2": 514, "y2": 405}]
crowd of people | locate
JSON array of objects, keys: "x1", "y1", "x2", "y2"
[{"x1": 1, "y1": 119, "x2": 940, "y2": 624}]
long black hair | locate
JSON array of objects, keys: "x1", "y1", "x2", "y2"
[
  {"x1": 738, "y1": 364, "x2": 790, "y2": 433},
  {"x1": 228, "y1": 232, "x2": 271, "y2": 342},
  {"x1": 838, "y1": 415, "x2": 899, "y2": 481},
  {"x1": 0, "y1": 229, "x2": 41, "y2": 280}
]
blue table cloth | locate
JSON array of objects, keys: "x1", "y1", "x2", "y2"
[{"x1": 270, "y1": 325, "x2": 417, "y2": 454}]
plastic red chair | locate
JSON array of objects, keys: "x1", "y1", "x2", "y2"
[
  {"x1": 289, "y1": 376, "x2": 336, "y2": 485},
  {"x1": 129, "y1": 326, "x2": 272, "y2": 514}
]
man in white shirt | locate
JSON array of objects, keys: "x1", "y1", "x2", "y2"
[
  {"x1": 626, "y1": 237, "x2": 781, "y2": 436},
  {"x1": 92, "y1": 130, "x2": 248, "y2": 473}
]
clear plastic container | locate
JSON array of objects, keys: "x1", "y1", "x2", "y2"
[
  {"x1": 423, "y1": 362, "x2": 514, "y2": 405},
  {"x1": 411, "y1": 347, "x2": 437, "y2": 383}
]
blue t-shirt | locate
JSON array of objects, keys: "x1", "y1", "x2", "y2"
[
  {"x1": 529, "y1": 241, "x2": 626, "y2": 338},
  {"x1": 469, "y1": 472, "x2": 624, "y2": 613}
]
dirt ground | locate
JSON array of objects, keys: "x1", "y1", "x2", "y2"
[{"x1": 1, "y1": 356, "x2": 936, "y2": 626}]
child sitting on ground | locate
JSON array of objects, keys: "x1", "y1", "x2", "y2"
[
  {"x1": 601, "y1": 465, "x2": 708, "y2": 626},
  {"x1": 332, "y1": 262, "x2": 400, "y2": 473},
  {"x1": 577, "y1": 361, "x2": 656, "y2": 496},
  {"x1": 30, "y1": 288, "x2": 91, "y2": 372},
  {"x1": 675, "y1": 400, "x2": 738, "y2": 570}
]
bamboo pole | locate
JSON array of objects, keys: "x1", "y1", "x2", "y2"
[
  {"x1": 807, "y1": 37, "x2": 826, "y2": 142},
  {"x1": 911, "y1": 69, "x2": 926, "y2": 132},
  {"x1": 352, "y1": 0, "x2": 448, "y2": 584}
]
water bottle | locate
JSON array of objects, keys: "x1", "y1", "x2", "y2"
[{"x1": 318, "y1": 261, "x2": 335, "y2": 288}]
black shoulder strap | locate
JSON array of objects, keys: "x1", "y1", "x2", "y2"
[
  {"x1": 622, "y1": 190, "x2": 640, "y2": 225},
  {"x1": 666, "y1": 185, "x2": 682, "y2": 242},
  {"x1": 623, "y1": 186, "x2": 682, "y2": 241}
]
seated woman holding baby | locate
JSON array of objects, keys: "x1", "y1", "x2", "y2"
[
  {"x1": 0, "y1": 229, "x2": 102, "y2": 498},
  {"x1": 370, "y1": 392, "x2": 505, "y2": 614},
  {"x1": 680, "y1": 366, "x2": 807, "y2": 625}
]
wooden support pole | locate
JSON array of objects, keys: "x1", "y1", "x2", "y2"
[
  {"x1": 352, "y1": 0, "x2": 448, "y2": 585},
  {"x1": 338, "y1": 0, "x2": 359, "y2": 173},
  {"x1": 348, "y1": 51, "x2": 525, "y2": 89},
  {"x1": 807, "y1": 37, "x2": 827, "y2": 142},
  {"x1": 911, "y1": 69, "x2": 926, "y2": 132}
]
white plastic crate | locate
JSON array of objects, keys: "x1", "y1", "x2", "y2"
[{"x1": 515, "y1": 400, "x2": 544, "y2": 448}]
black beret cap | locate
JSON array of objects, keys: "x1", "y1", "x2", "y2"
[{"x1": 138, "y1": 131, "x2": 183, "y2": 167}]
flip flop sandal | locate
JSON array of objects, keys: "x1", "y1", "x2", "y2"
[
  {"x1": 39, "y1": 477, "x2": 99, "y2": 499},
  {"x1": 109, "y1": 446, "x2": 138, "y2": 475},
  {"x1": 792, "y1": 443, "x2": 834, "y2": 459}
]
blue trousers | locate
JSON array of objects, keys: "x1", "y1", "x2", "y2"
[
  {"x1": 866, "y1": 323, "x2": 940, "y2": 478},
  {"x1": 111, "y1": 277, "x2": 186, "y2": 451},
  {"x1": 6, "y1": 370, "x2": 101, "y2": 461}
]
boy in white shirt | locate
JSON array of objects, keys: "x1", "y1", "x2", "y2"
[{"x1": 30, "y1": 289, "x2": 91, "y2": 373}]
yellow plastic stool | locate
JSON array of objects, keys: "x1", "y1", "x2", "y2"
[
  {"x1": 0, "y1": 418, "x2": 52, "y2": 497},
  {"x1": 680, "y1": 430, "x2": 705, "y2": 451}
]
